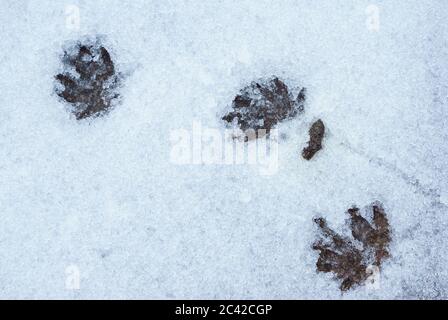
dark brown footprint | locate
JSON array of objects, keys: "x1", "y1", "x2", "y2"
[
  {"x1": 312, "y1": 202, "x2": 391, "y2": 291},
  {"x1": 222, "y1": 77, "x2": 305, "y2": 140},
  {"x1": 55, "y1": 40, "x2": 121, "y2": 120}
]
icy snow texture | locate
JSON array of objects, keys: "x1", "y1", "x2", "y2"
[{"x1": 0, "y1": 0, "x2": 447, "y2": 299}]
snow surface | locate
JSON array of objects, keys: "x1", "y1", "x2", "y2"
[{"x1": 0, "y1": 0, "x2": 447, "y2": 299}]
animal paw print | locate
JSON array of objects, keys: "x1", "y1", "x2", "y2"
[
  {"x1": 312, "y1": 203, "x2": 391, "y2": 291},
  {"x1": 222, "y1": 77, "x2": 306, "y2": 139},
  {"x1": 55, "y1": 40, "x2": 121, "y2": 120}
]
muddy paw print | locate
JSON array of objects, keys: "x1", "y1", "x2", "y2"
[
  {"x1": 312, "y1": 203, "x2": 391, "y2": 291},
  {"x1": 222, "y1": 77, "x2": 306, "y2": 140},
  {"x1": 55, "y1": 40, "x2": 121, "y2": 120}
]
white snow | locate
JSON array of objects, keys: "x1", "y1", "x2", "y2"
[{"x1": 0, "y1": 0, "x2": 447, "y2": 299}]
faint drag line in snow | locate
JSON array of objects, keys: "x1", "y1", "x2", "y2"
[{"x1": 338, "y1": 140, "x2": 445, "y2": 205}]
